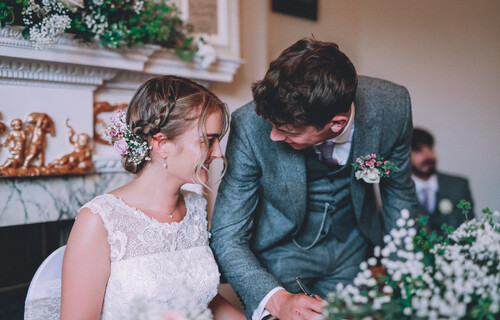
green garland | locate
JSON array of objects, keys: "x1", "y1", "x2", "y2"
[{"x1": 0, "y1": 0, "x2": 196, "y2": 60}]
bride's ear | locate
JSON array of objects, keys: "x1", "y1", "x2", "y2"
[{"x1": 151, "y1": 132, "x2": 172, "y2": 158}]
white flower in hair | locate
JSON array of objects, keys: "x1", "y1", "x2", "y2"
[{"x1": 104, "y1": 110, "x2": 151, "y2": 165}]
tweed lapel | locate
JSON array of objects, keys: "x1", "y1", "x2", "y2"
[
  {"x1": 273, "y1": 141, "x2": 307, "y2": 223},
  {"x1": 350, "y1": 98, "x2": 383, "y2": 220}
]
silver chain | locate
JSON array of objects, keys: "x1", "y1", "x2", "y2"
[{"x1": 122, "y1": 189, "x2": 180, "y2": 218}]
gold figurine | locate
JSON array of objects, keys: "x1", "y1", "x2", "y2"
[
  {"x1": 22, "y1": 113, "x2": 55, "y2": 170},
  {"x1": 48, "y1": 119, "x2": 94, "y2": 174},
  {"x1": 0, "y1": 113, "x2": 94, "y2": 177},
  {"x1": 0, "y1": 121, "x2": 6, "y2": 134},
  {"x1": 0, "y1": 119, "x2": 27, "y2": 171}
]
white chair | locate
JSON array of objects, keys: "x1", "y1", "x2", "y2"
[{"x1": 24, "y1": 245, "x2": 66, "y2": 320}]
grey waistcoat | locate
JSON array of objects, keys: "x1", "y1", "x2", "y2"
[{"x1": 293, "y1": 148, "x2": 361, "y2": 249}]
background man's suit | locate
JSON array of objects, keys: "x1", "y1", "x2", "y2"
[
  {"x1": 210, "y1": 76, "x2": 418, "y2": 317},
  {"x1": 415, "y1": 173, "x2": 473, "y2": 234}
]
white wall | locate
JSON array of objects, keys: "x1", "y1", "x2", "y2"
[
  {"x1": 207, "y1": 0, "x2": 269, "y2": 308},
  {"x1": 206, "y1": 0, "x2": 270, "y2": 215},
  {"x1": 266, "y1": 0, "x2": 500, "y2": 213}
]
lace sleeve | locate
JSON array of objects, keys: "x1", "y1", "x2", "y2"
[{"x1": 80, "y1": 195, "x2": 126, "y2": 262}]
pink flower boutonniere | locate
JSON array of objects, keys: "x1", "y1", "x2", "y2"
[{"x1": 353, "y1": 154, "x2": 399, "y2": 184}]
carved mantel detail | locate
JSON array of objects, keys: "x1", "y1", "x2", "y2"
[
  {"x1": 0, "y1": 58, "x2": 118, "y2": 87},
  {"x1": 0, "y1": 26, "x2": 242, "y2": 87}
]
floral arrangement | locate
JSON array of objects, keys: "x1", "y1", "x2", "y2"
[
  {"x1": 322, "y1": 201, "x2": 500, "y2": 320},
  {"x1": 104, "y1": 109, "x2": 151, "y2": 164},
  {"x1": 353, "y1": 154, "x2": 399, "y2": 183},
  {"x1": 128, "y1": 296, "x2": 213, "y2": 320},
  {"x1": 0, "y1": 0, "x2": 199, "y2": 60}
]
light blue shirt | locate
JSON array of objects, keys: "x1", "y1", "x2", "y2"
[{"x1": 412, "y1": 174, "x2": 438, "y2": 212}]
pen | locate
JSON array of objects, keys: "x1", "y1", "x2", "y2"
[{"x1": 295, "y1": 276, "x2": 313, "y2": 297}]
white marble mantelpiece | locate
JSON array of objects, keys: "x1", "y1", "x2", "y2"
[
  {"x1": 0, "y1": 172, "x2": 133, "y2": 226},
  {"x1": 0, "y1": 19, "x2": 241, "y2": 227}
]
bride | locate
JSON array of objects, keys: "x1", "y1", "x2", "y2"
[{"x1": 60, "y1": 76, "x2": 245, "y2": 319}]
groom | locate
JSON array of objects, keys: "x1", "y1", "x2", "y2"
[{"x1": 210, "y1": 38, "x2": 418, "y2": 319}]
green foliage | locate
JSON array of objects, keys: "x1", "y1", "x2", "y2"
[
  {"x1": 415, "y1": 215, "x2": 429, "y2": 226},
  {"x1": 457, "y1": 199, "x2": 472, "y2": 220},
  {"x1": 126, "y1": 2, "x2": 193, "y2": 48},
  {"x1": 2, "y1": 0, "x2": 196, "y2": 58},
  {"x1": 0, "y1": 0, "x2": 28, "y2": 27}
]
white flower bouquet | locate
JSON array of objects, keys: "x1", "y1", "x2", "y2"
[{"x1": 322, "y1": 201, "x2": 500, "y2": 320}]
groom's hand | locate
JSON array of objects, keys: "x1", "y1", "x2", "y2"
[{"x1": 266, "y1": 290, "x2": 324, "y2": 320}]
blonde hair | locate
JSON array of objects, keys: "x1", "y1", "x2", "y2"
[{"x1": 124, "y1": 76, "x2": 229, "y2": 185}]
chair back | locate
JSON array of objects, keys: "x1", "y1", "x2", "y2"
[{"x1": 24, "y1": 245, "x2": 66, "y2": 319}]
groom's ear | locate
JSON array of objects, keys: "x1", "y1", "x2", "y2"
[{"x1": 330, "y1": 114, "x2": 349, "y2": 134}]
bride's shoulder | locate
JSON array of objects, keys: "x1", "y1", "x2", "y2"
[
  {"x1": 182, "y1": 190, "x2": 207, "y2": 210},
  {"x1": 79, "y1": 194, "x2": 119, "y2": 217}
]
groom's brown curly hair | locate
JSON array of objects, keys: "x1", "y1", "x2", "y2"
[{"x1": 252, "y1": 38, "x2": 358, "y2": 129}]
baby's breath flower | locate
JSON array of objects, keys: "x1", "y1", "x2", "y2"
[
  {"x1": 105, "y1": 110, "x2": 151, "y2": 165},
  {"x1": 23, "y1": 0, "x2": 71, "y2": 49},
  {"x1": 323, "y1": 207, "x2": 500, "y2": 320}
]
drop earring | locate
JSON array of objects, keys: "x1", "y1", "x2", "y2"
[{"x1": 163, "y1": 158, "x2": 167, "y2": 168}]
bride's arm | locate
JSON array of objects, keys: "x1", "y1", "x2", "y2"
[
  {"x1": 209, "y1": 294, "x2": 246, "y2": 320},
  {"x1": 61, "y1": 208, "x2": 110, "y2": 320}
]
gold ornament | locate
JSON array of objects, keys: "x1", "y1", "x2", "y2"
[{"x1": 48, "y1": 119, "x2": 94, "y2": 174}]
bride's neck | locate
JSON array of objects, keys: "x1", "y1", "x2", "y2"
[{"x1": 126, "y1": 166, "x2": 183, "y2": 208}]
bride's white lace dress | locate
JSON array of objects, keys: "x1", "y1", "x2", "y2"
[{"x1": 25, "y1": 191, "x2": 220, "y2": 319}]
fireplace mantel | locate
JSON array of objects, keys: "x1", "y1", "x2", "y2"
[
  {"x1": 0, "y1": 24, "x2": 242, "y2": 227},
  {"x1": 0, "y1": 26, "x2": 242, "y2": 87}
]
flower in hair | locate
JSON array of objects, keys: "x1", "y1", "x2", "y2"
[
  {"x1": 105, "y1": 110, "x2": 151, "y2": 164},
  {"x1": 113, "y1": 139, "x2": 129, "y2": 155}
]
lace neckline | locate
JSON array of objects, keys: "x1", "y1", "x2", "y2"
[{"x1": 103, "y1": 192, "x2": 192, "y2": 227}]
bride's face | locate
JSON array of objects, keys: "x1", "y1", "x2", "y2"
[{"x1": 168, "y1": 110, "x2": 223, "y2": 185}]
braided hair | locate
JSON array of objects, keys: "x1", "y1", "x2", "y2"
[{"x1": 123, "y1": 76, "x2": 229, "y2": 176}]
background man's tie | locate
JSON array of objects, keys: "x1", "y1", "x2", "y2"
[
  {"x1": 316, "y1": 141, "x2": 339, "y2": 166},
  {"x1": 421, "y1": 187, "x2": 434, "y2": 213}
]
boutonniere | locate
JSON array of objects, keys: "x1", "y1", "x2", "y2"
[
  {"x1": 438, "y1": 198, "x2": 454, "y2": 214},
  {"x1": 353, "y1": 154, "x2": 399, "y2": 184}
]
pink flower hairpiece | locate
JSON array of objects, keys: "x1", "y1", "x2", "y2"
[
  {"x1": 104, "y1": 110, "x2": 151, "y2": 164},
  {"x1": 353, "y1": 153, "x2": 399, "y2": 184}
]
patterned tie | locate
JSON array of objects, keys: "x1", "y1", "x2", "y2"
[{"x1": 316, "y1": 141, "x2": 339, "y2": 166}]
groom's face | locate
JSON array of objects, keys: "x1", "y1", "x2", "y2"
[
  {"x1": 269, "y1": 122, "x2": 333, "y2": 150},
  {"x1": 268, "y1": 110, "x2": 351, "y2": 150}
]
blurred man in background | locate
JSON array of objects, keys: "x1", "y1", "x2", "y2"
[{"x1": 411, "y1": 128, "x2": 474, "y2": 235}]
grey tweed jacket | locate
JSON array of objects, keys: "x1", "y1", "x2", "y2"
[{"x1": 210, "y1": 76, "x2": 418, "y2": 317}]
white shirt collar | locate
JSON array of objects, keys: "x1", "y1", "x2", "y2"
[
  {"x1": 314, "y1": 103, "x2": 355, "y2": 146},
  {"x1": 412, "y1": 174, "x2": 438, "y2": 192}
]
